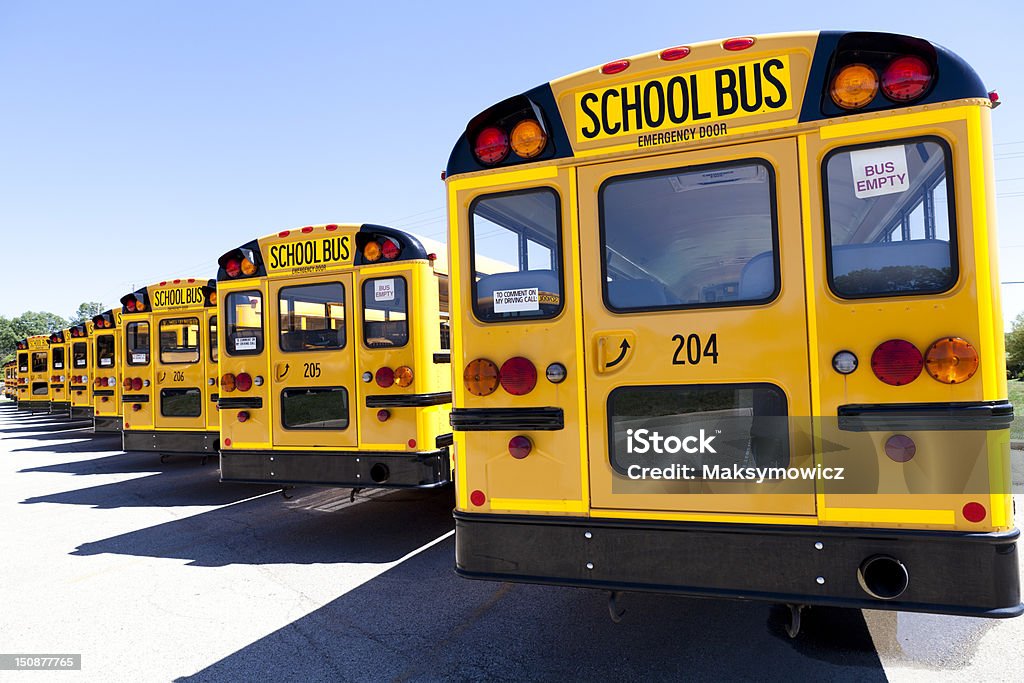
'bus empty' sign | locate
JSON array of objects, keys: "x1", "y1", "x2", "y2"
[{"x1": 850, "y1": 145, "x2": 909, "y2": 199}]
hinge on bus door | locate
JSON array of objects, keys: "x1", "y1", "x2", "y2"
[{"x1": 594, "y1": 331, "x2": 636, "y2": 374}]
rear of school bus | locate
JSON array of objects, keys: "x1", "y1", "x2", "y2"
[
  {"x1": 216, "y1": 223, "x2": 452, "y2": 488},
  {"x1": 121, "y1": 279, "x2": 218, "y2": 454},
  {"x1": 17, "y1": 335, "x2": 51, "y2": 413},
  {"x1": 91, "y1": 310, "x2": 123, "y2": 432},
  {"x1": 447, "y1": 31, "x2": 1021, "y2": 617},
  {"x1": 47, "y1": 330, "x2": 71, "y2": 416},
  {"x1": 68, "y1": 321, "x2": 94, "y2": 419},
  {"x1": 3, "y1": 361, "x2": 15, "y2": 400}
]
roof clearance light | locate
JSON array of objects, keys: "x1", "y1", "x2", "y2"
[
  {"x1": 464, "y1": 358, "x2": 500, "y2": 396},
  {"x1": 363, "y1": 241, "x2": 382, "y2": 262},
  {"x1": 660, "y1": 46, "x2": 691, "y2": 61},
  {"x1": 870, "y1": 339, "x2": 923, "y2": 386},
  {"x1": 723, "y1": 37, "x2": 755, "y2": 51},
  {"x1": 881, "y1": 56, "x2": 932, "y2": 102},
  {"x1": 831, "y1": 64, "x2": 879, "y2": 109},
  {"x1": 600, "y1": 59, "x2": 630, "y2": 75},
  {"x1": 381, "y1": 239, "x2": 400, "y2": 260},
  {"x1": 510, "y1": 120, "x2": 547, "y2": 159},
  {"x1": 924, "y1": 337, "x2": 979, "y2": 384},
  {"x1": 473, "y1": 126, "x2": 510, "y2": 165}
]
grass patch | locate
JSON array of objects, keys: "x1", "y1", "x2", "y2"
[{"x1": 1008, "y1": 380, "x2": 1024, "y2": 441}]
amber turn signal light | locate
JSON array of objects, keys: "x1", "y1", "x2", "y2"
[{"x1": 924, "y1": 337, "x2": 979, "y2": 384}]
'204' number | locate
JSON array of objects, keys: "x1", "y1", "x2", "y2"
[
  {"x1": 672, "y1": 333, "x2": 719, "y2": 365},
  {"x1": 303, "y1": 362, "x2": 321, "y2": 378}
]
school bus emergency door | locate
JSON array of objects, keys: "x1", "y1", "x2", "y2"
[
  {"x1": 47, "y1": 330, "x2": 71, "y2": 416},
  {"x1": 447, "y1": 30, "x2": 1021, "y2": 620},
  {"x1": 91, "y1": 310, "x2": 123, "y2": 432},
  {"x1": 217, "y1": 224, "x2": 452, "y2": 488},
  {"x1": 17, "y1": 335, "x2": 50, "y2": 412},
  {"x1": 121, "y1": 279, "x2": 218, "y2": 454},
  {"x1": 68, "y1": 322, "x2": 94, "y2": 419}
]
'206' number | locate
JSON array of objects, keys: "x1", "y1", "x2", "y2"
[
  {"x1": 303, "y1": 362, "x2": 321, "y2": 378},
  {"x1": 672, "y1": 333, "x2": 719, "y2": 365}
]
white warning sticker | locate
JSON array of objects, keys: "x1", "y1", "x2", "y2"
[
  {"x1": 493, "y1": 287, "x2": 539, "y2": 313},
  {"x1": 234, "y1": 336, "x2": 257, "y2": 351},
  {"x1": 374, "y1": 279, "x2": 395, "y2": 302},
  {"x1": 851, "y1": 145, "x2": 909, "y2": 199}
]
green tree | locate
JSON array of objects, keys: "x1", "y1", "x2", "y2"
[
  {"x1": 0, "y1": 310, "x2": 69, "y2": 361},
  {"x1": 1006, "y1": 312, "x2": 1024, "y2": 379},
  {"x1": 70, "y1": 301, "x2": 106, "y2": 325}
]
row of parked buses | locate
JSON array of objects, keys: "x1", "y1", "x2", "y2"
[{"x1": 2, "y1": 30, "x2": 1021, "y2": 633}]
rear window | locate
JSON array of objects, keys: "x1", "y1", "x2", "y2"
[
  {"x1": 159, "y1": 317, "x2": 200, "y2": 364},
  {"x1": 470, "y1": 188, "x2": 563, "y2": 323},
  {"x1": 160, "y1": 388, "x2": 201, "y2": 417},
  {"x1": 18, "y1": 353, "x2": 28, "y2": 373},
  {"x1": 280, "y1": 387, "x2": 349, "y2": 430},
  {"x1": 600, "y1": 160, "x2": 778, "y2": 311},
  {"x1": 824, "y1": 138, "x2": 956, "y2": 298},
  {"x1": 96, "y1": 335, "x2": 115, "y2": 368},
  {"x1": 51, "y1": 347, "x2": 65, "y2": 370},
  {"x1": 31, "y1": 352, "x2": 47, "y2": 373},
  {"x1": 608, "y1": 384, "x2": 789, "y2": 476},
  {"x1": 279, "y1": 282, "x2": 345, "y2": 352},
  {"x1": 209, "y1": 315, "x2": 218, "y2": 363},
  {"x1": 226, "y1": 291, "x2": 263, "y2": 356},
  {"x1": 72, "y1": 342, "x2": 87, "y2": 368},
  {"x1": 363, "y1": 277, "x2": 408, "y2": 348},
  {"x1": 126, "y1": 321, "x2": 150, "y2": 366}
]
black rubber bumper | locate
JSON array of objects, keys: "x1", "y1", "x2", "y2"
[
  {"x1": 18, "y1": 400, "x2": 50, "y2": 413},
  {"x1": 49, "y1": 401, "x2": 71, "y2": 416},
  {"x1": 93, "y1": 415, "x2": 123, "y2": 433},
  {"x1": 70, "y1": 405, "x2": 94, "y2": 420},
  {"x1": 453, "y1": 513, "x2": 1023, "y2": 617},
  {"x1": 123, "y1": 429, "x2": 219, "y2": 453},
  {"x1": 220, "y1": 448, "x2": 451, "y2": 488}
]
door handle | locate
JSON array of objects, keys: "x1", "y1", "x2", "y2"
[{"x1": 594, "y1": 331, "x2": 636, "y2": 374}]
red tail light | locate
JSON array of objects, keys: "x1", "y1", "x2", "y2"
[
  {"x1": 499, "y1": 357, "x2": 537, "y2": 395},
  {"x1": 125, "y1": 298, "x2": 136, "y2": 312},
  {"x1": 235, "y1": 372, "x2": 253, "y2": 392},
  {"x1": 881, "y1": 56, "x2": 931, "y2": 102},
  {"x1": 131, "y1": 377, "x2": 142, "y2": 391},
  {"x1": 381, "y1": 239, "x2": 400, "y2": 260},
  {"x1": 225, "y1": 258, "x2": 241, "y2": 278},
  {"x1": 375, "y1": 367, "x2": 395, "y2": 388},
  {"x1": 870, "y1": 340, "x2": 923, "y2": 386},
  {"x1": 474, "y1": 127, "x2": 509, "y2": 165}
]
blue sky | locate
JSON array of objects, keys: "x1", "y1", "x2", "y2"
[{"x1": 2, "y1": 1, "x2": 1024, "y2": 325}]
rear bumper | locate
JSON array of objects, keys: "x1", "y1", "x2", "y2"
[
  {"x1": 18, "y1": 400, "x2": 50, "y2": 413},
  {"x1": 220, "y1": 448, "x2": 451, "y2": 488},
  {"x1": 454, "y1": 513, "x2": 1023, "y2": 618},
  {"x1": 123, "y1": 429, "x2": 218, "y2": 454},
  {"x1": 49, "y1": 401, "x2": 71, "y2": 415},
  {"x1": 93, "y1": 415, "x2": 123, "y2": 433},
  {"x1": 70, "y1": 405, "x2": 94, "y2": 420}
]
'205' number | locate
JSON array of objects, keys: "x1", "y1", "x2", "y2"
[
  {"x1": 672, "y1": 333, "x2": 719, "y2": 365},
  {"x1": 303, "y1": 362, "x2": 321, "y2": 378}
]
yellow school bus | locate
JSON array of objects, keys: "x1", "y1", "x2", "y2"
[
  {"x1": 120, "y1": 279, "x2": 219, "y2": 454},
  {"x1": 446, "y1": 30, "x2": 1020, "y2": 624},
  {"x1": 91, "y1": 309, "x2": 124, "y2": 432},
  {"x1": 68, "y1": 321, "x2": 95, "y2": 420},
  {"x1": 3, "y1": 360, "x2": 16, "y2": 399},
  {"x1": 46, "y1": 330, "x2": 71, "y2": 416},
  {"x1": 216, "y1": 224, "x2": 452, "y2": 488},
  {"x1": 16, "y1": 335, "x2": 51, "y2": 412}
]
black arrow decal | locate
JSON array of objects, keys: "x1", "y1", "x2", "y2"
[{"x1": 606, "y1": 339, "x2": 630, "y2": 368}]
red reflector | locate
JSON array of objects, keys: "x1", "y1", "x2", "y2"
[
  {"x1": 225, "y1": 258, "x2": 241, "y2": 278},
  {"x1": 870, "y1": 339, "x2": 923, "y2": 386},
  {"x1": 601, "y1": 59, "x2": 630, "y2": 75},
  {"x1": 224, "y1": 438, "x2": 232, "y2": 447},
  {"x1": 132, "y1": 403, "x2": 141, "y2": 412},
  {"x1": 235, "y1": 373, "x2": 253, "y2": 392},
  {"x1": 474, "y1": 126, "x2": 509, "y2": 165},
  {"x1": 376, "y1": 409, "x2": 391, "y2": 422},
  {"x1": 499, "y1": 357, "x2": 537, "y2": 395},
  {"x1": 375, "y1": 367, "x2": 395, "y2": 388},
  {"x1": 470, "y1": 490, "x2": 486, "y2": 506},
  {"x1": 408, "y1": 439, "x2": 417, "y2": 449},
  {"x1": 660, "y1": 46, "x2": 691, "y2": 61},
  {"x1": 881, "y1": 56, "x2": 931, "y2": 102},
  {"x1": 131, "y1": 377, "x2": 142, "y2": 391},
  {"x1": 381, "y1": 239, "x2": 400, "y2": 260},
  {"x1": 884, "y1": 434, "x2": 916, "y2": 462},
  {"x1": 237, "y1": 411, "x2": 249, "y2": 423},
  {"x1": 723, "y1": 37, "x2": 755, "y2": 51},
  {"x1": 963, "y1": 502, "x2": 986, "y2": 523},
  {"x1": 508, "y1": 435, "x2": 532, "y2": 459}
]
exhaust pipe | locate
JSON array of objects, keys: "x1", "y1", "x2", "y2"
[
  {"x1": 857, "y1": 555, "x2": 909, "y2": 600},
  {"x1": 370, "y1": 463, "x2": 390, "y2": 484}
]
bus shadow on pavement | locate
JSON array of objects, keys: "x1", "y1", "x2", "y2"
[
  {"x1": 20, "y1": 454, "x2": 276, "y2": 508},
  {"x1": 1, "y1": 419, "x2": 93, "y2": 435},
  {"x1": 71, "y1": 487, "x2": 455, "y2": 567},
  {"x1": 176, "y1": 535, "x2": 885, "y2": 682},
  {"x1": 12, "y1": 435, "x2": 124, "y2": 454}
]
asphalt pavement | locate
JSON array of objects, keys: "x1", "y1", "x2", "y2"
[{"x1": 1, "y1": 399, "x2": 1022, "y2": 682}]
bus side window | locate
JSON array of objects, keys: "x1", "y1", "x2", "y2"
[{"x1": 823, "y1": 138, "x2": 956, "y2": 298}]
